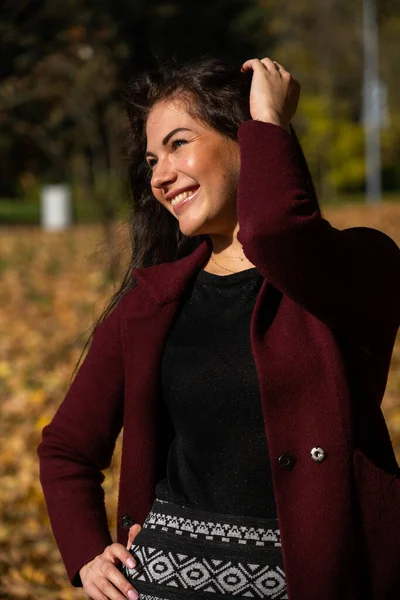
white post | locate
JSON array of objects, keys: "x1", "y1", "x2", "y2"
[
  {"x1": 40, "y1": 184, "x2": 72, "y2": 231},
  {"x1": 362, "y1": 0, "x2": 382, "y2": 204}
]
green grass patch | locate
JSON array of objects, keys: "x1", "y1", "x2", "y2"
[{"x1": 0, "y1": 198, "x2": 109, "y2": 225}]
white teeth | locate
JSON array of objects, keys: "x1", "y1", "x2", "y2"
[{"x1": 170, "y1": 189, "x2": 198, "y2": 206}]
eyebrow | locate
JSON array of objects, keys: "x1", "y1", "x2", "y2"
[{"x1": 145, "y1": 127, "x2": 192, "y2": 158}]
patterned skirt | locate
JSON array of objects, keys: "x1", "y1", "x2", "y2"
[{"x1": 122, "y1": 497, "x2": 288, "y2": 600}]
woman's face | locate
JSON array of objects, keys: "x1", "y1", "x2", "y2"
[{"x1": 145, "y1": 98, "x2": 241, "y2": 238}]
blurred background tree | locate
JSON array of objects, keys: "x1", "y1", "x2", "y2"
[
  {"x1": 244, "y1": 0, "x2": 400, "y2": 198},
  {"x1": 2, "y1": 0, "x2": 399, "y2": 226},
  {"x1": 0, "y1": 0, "x2": 258, "y2": 211}
]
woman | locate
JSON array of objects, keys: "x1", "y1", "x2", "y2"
[{"x1": 38, "y1": 57, "x2": 400, "y2": 600}]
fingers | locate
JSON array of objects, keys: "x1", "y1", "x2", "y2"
[
  {"x1": 241, "y1": 57, "x2": 287, "y2": 75},
  {"x1": 104, "y1": 541, "x2": 137, "y2": 568},
  {"x1": 83, "y1": 576, "x2": 138, "y2": 600},
  {"x1": 271, "y1": 60, "x2": 287, "y2": 74},
  {"x1": 272, "y1": 60, "x2": 282, "y2": 71},
  {"x1": 260, "y1": 57, "x2": 281, "y2": 73},
  {"x1": 126, "y1": 523, "x2": 142, "y2": 550},
  {"x1": 81, "y1": 543, "x2": 139, "y2": 600},
  {"x1": 260, "y1": 58, "x2": 292, "y2": 83},
  {"x1": 241, "y1": 56, "x2": 300, "y2": 125},
  {"x1": 241, "y1": 58, "x2": 266, "y2": 73},
  {"x1": 84, "y1": 574, "x2": 135, "y2": 600}
]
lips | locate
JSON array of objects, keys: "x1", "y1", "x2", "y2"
[
  {"x1": 165, "y1": 185, "x2": 200, "y2": 203},
  {"x1": 169, "y1": 187, "x2": 200, "y2": 215}
]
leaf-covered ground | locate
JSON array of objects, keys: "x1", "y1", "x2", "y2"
[{"x1": 1, "y1": 205, "x2": 400, "y2": 599}]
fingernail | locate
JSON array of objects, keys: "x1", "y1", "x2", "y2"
[
  {"x1": 126, "y1": 558, "x2": 136, "y2": 569},
  {"x1": 128, "y1": 590, "x2": 139, "y2": 600}
]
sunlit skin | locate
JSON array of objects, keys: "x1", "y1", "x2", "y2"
[
  {"x1": 143, "y1": 57, "x2": 299, "y2": 275},
  {"x1": 145, "y1": 100, "x2": 254, "y2": 273},
  {"x1": 78, "y1": 57, "x2": 300, "y2": 600}
]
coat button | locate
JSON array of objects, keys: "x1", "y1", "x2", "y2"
[
  {"x1": 278, "y1": 453, "x2": 295, "y2": 471},
  {"x1": 310, "y1": 447, "x2": 326, "y2": 463},
  {"x1": 121, "y1": 514, "x2": 136, "y2": 529}
]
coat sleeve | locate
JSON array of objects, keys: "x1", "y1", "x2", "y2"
[
  {"x1": 37, "y1": 301, "x2": 125, "y2": 586},
  {"x1": 237, "y1": 120, "x2": 400, "y2": 340}
]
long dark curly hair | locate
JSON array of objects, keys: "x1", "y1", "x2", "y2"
[{"x1": 100, "y1": 56, "x2": 316, "y2": 322}]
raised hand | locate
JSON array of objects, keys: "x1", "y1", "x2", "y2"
[
  {"x1": 79, "y1": 542, "x2": 139, "y2": 600},
  {"x1": 241, "y1": 57, "x2": 301, "y2": 132}
]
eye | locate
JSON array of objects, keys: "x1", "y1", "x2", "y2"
[
  {"x1": 146, "y1": 158, "x2": 157, "y2": 170},
  {"x1": 171, "y1": 139, "x2": 187, "y2": 150}
]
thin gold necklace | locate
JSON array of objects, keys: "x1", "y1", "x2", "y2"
[{"x1": 210, "y1": 253, "x2": 245, "y2": 273}]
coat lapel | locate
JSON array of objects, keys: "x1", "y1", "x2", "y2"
[
  {"x1": 131, "y1": 237, "x2": 213, "y2": 306},
  {"x1": 117, "y1": 237, "x2": 214, "y2": 533}
]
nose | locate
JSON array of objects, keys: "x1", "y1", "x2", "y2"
[{"x1": 151, "y1": 156, "x2": 177, "y2": 190}]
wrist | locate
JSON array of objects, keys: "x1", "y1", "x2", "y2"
[
  {"x1": 254, "y1": 110, "x2": 290, "y2": 134},
  {"x1": 79, "y1": 560, "x2": 92, "y2": 582}
]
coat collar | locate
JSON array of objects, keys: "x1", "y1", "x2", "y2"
[{"x1": 131, "y1": 236, "x2": 213, "y2": 305}]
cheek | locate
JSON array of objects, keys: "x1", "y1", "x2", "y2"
[
  {"x1": 151, "y1": 187, "x2": 166, "y2": 207},
  {"x1": 186, "y1": 152, "x2": 221, "y2": 183},
  {"x1": 185, "y1": 144, "x2": 221, "y2": 175},
  {"x1": 183, "y1": 153, "x2": 198, "y2": 173},
  {"x1": 216, "y1": 152, "x2": 240, "y2": 190}
]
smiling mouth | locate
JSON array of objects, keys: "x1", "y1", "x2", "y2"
[
  {"x1": 168, "y1": 187, "x2": 200, "y2": 215},
  {"x1": 169, "y1": 187, "x2": 200, "y2": 206}
]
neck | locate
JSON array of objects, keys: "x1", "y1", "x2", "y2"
[
  {"x1": 203, "y1": 223, "x2": 256, "y2": 274},
  {"x1": 208, "y1": 222, "x2": 245, "y2": 258}
]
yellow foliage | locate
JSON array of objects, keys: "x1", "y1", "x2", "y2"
[
  {"x1": 30, "y1": 389, "x2": 46, "y2": 405},
  {"x1": 0, "y1": 360, "x2": 11, "y2": 378},
  {"x1": 35, "y1": 414, "x2": 52, "y2": 431},
  {"x1": 0, "y1": 223, "x2": 123, "y2": 600},
  {"x1": 388, "y1": 408, "x2": 400, "y2": 433},
  {"x1": 20, "y1": 565, "x2": 47, "y2": 585},
  {"x1": 298, "y1": 93, "x2": 365, "y2": 191}
]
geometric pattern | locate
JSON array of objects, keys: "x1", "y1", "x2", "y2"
[
  {"x1": 125, "y1": 545, "x2": 287, "y2": 599},
  {"x1": 139, "y1": 596, "x2": 170, "y2": 600},
  {"x1": 140, "y1": 594, "x2": 166, "y2": 600},
  {"x1": 143, "y1": 504, "x2": 282, "y2": 548},
  {"x1": 123, "y1": 498, "x2": 287, "y2": 599},
  {"x1": 139, "y1": 596, "x2": 169, "y2": 600}
]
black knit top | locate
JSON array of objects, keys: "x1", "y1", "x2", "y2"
[{"x1": 155, "y1": 267, "x2": 278, "y2": 519}]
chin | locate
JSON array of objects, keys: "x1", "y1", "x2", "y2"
[
  {"x1": 179, "y1": 225, "x2": 203, "y2": 238},
  {"x1": 177, "y1": 217, "x2": 208, "y2": 238}
]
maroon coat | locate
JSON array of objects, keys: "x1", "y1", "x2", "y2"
[{"x1": 38, "y1": 122, "x2": 400, "y2": 599}]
